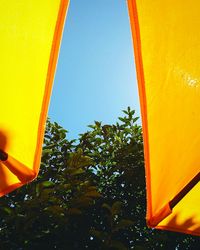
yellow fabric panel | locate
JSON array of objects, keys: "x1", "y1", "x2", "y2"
[
  {"x1": 0, "y1": 0, "x2": 69, "y2": 195},
  {"x1": 127, "y1": 0, "x2": 200, "y2": 235}
]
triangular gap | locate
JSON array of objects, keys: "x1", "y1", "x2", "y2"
[{"x1": 48, "y1": 0, "x2": 140, "y2": 139}]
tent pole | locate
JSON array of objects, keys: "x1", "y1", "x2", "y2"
[{"x1": 169, "y1": 172, "x2": 200, "y2": 209}]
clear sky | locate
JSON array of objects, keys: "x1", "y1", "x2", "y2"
[{"x1": 48, "y1": 0, "x2": 140, "y2": 139}]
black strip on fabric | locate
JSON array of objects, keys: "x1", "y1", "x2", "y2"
[{"x1": 169, "y1": 172, "x2": 200, "y2": 209}]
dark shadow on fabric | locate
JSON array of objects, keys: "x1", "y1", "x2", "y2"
[{"x1": 165, "y1": 214, "x2": 200, "y2": 235}]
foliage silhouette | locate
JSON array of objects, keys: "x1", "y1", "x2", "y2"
[{"x1": 0, "y1": 107, "x2": 199, "y2": 249}]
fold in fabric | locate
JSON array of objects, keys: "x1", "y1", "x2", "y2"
[
  {"x1": 0, "y1": 0, "x2": 69, "y2": 196},
  {"x1": 127, "y1": 0, "x2": 200, "y2": 236}
]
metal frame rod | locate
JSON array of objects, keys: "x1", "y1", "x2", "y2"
[
  {"x1": 0, "y1": 149, "x2": 8, "y2": 161},
  {"x1": 169, "y1": 172, "x2": 200, "y2": 209}
]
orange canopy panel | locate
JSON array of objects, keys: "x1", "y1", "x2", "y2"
[
  {"x1": 0, "y1": 0, "x2": 69, "y2": 196},
  {"x1": 128, "y1": 0, "x2": 200, "y2": 236}
]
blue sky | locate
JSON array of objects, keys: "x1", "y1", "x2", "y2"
[{"x1": 48, "y1": 0, "x2": 140, "y2": 139}]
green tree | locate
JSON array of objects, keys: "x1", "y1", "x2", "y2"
[{"x1": 0, "y1": 108, "x2": 199, "y2": 249}]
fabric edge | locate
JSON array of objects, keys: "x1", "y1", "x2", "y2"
[
  {"x1": 0, "y1": 182, "x2": 23, "y2": 197},
  {"x1": 126, "y1": 0, "x2": 152, "y2": 222},
  {"x1": 33, "y1": 0, "x2": 70, "y2": 175}
]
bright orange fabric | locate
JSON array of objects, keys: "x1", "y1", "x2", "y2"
[
  {"x1": 0, "y1": 0, "x2": 69, "y2": 196},
  {"x1": 127, "y1": 0, "x2": 200, "y2": 236}
]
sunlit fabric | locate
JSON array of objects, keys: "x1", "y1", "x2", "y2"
[
  {"x1": 0, "y1": 0, "x2": 69, "y2": 196},
  {"x1": 127, "y1": 0, "x2": 200, "y2": 236}
]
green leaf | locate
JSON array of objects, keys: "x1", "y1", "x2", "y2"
[
  {"x1": 35, "y1": 183, "x2": 41, "y2": 197},
  {"x1": 109, "y1": 240, "x2": 127, "y2": 250},
  {"x1": 78, "y1": 156, "x2": 94, "y2": 168},
  {"x1": 88, "y1": 125, "x2": 95, "y2": 129},
  {"x1": 70, "y1": 168, "x2": 85, "y2": 175},
  {"x1": 3, "y1": 207, "x2": 12, "y2": 215},
  {"x1": 42, "y1": 149, "x2": 52, "y2": 155},
  {"x1": 130, "y1": 110, "x2": 135, "y2": 115},
  {"x1": 90, "y1": 229, "x2": 108, "y2": 241},
  {"x1": 122, "y1": 109, "x2": 129, "y2": 115},
  {"x1": 111, "y1": 201, "x2": 123, "y2": 216},
  {"x1": 41, "y1": 181, "x2": 55, "y2": 188},
  {"x1": 44, "y1": 205, "x2": 65, "y2": 215},
  {"x1": 118, "y1": 117, "x2": 126, "y2": 123},
  {"x1": 86, "y1": 185, "x2": 97, "y2": 191},
  {"x1": 85, "y1": 190, "x2": 102, "y2": 198},
  {"x1": 94, "y1": 121, "x2": 101, "y2": 128},
  {"x1": 102, "y1": 203, "x2": 111, "y2": 212},
  {"x1": 114, "y1": 219, "x2": 134, "y2": 231},
  {"x1": 74, "y1": 197, "x2": 93, "y2": 207},
  {"x1": 40, "y1": 189, "x2": 54, "y2": 199},
  {"x1": 132, "y1": 117, "x2": 139, "y2": 123},
  {"x1": 63, "y1": 184, "x2": 71, "y2": 189},
  {"x1": 67, "y1": 208, "x2": 82, "y2": 215}
]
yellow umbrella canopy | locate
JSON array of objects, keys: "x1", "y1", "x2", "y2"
[
  {"x1": 128, "y1": 0, "x2": 200, "y2": 236},
  {"x1": 0, "y1": 0, "x2": 69, "y2": 196}
]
